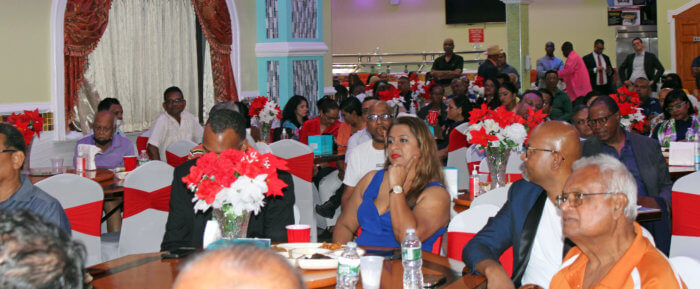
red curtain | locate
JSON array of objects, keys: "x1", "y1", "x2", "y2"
[
  {"x1": 191, "y1": 0, "x2": 239, "y2": 102},
  {"x1": 64, "y1": 0, "x2": 112, "y2": 127}
]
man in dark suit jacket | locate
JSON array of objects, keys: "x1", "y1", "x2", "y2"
[
  {"x1": 161, "y1": 109, "x2": 295, "y2": 252},
  {"x1": 582, "y1": 39, "x2": 614, "y2": 95},
  {"x1": 619, "y1": 38, "x2": 665, "y2": 90},
  {"x1": 463, "y1": 121, "x2": 581, "y2": 288},
  {"x1": 582, "y1": 95, "x2": 672, "y2": 254},
  {"x1": 477, "y1": 44, "x2": 501, "y2": 81}
]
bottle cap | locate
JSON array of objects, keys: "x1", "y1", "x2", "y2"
[
  {"x1": 347, "y1": 242, "x2": 357, "y2": 248},
  {"x1": 406, "y1": 228, "x2": 416, "y2": 234}
]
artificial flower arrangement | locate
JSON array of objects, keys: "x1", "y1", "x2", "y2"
[
  {"x1": 468, "y1": 76, "x2": 485, "y2": 99},
  {"x1": 466, "y1": 104, "x2": 547, "y2": 149},
  {"x1": 377, "y1": 86, "x2": 405, "y2": 108},
  {"x1": 610, "y1": 86, "x2": 646, "y2": 132},
  {"x1": 5, "y1": 109, "x2": 44, "y2": 145},
  {"x1": 248, "y1": 96, "x2": 282, "y2": 142}
]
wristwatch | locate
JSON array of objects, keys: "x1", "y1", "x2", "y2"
[{"x1": 390, "y1": 185, "x2": 403, "y2": 194}]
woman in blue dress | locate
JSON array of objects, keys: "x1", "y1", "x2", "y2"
[
  {"x1": 333, "y1": 117, "x2": 451, "y2": 252},
  {"x1": 280, "y1": 95, "x2": 309, "y2": 140}
]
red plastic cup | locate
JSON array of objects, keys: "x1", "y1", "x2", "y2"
[
  {"x1": 286, "y1": 224, "x2": 311, "y2": 243},
  {"x1": 124, "y1": 155, "x2": 138, "y2": 171}
]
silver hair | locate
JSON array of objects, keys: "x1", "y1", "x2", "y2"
[{"x1": 572, "y1": 154, "x2": 638, "y2": 220}]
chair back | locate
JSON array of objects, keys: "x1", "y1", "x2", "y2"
[
  {"x1": 670, "y1": 171, "x2": 700, "y2": 259},
  {"x1": 446, "y1": 123, "x2": 471, "y2": 190},
  {"x1": 269, "y1": 139, "x2": 317, "y2": 242},
  {"x1": 35, "y1": 174, "x2": 104, "y2": 266},
  {"x1": 136, "y1": 129, "x2": 151, "y2": 156},
  {"x1": 119, "y1": 161, "x2": 174, "y2": 257},
  {"x1": 670, "y1": 256, "x2": 698, "y2": 288},
  {"x1": 447, "y1": 204, "x2": 513, "y2": 276},
  {"x1": 165, "y1": 139, "x2": 197, "y2": 167},
  {"x1": 471, "y1": 185, "x2": 511, "y2": 209}
]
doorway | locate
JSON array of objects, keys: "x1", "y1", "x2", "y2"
[{"x1": 674, "y1": 4, "x2": 700, "y2": 91}]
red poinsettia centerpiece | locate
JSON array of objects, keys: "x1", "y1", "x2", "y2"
[
  {"x1": 378, "y1": 86, "x2": 405, "y2": 107},
  {"x1": 466, "y1": 104, "x2": 546, "y2": 149},
  {"x1": 182, "y1": 148, "x2": 289, "y2": 215},
  {"x1": 5, "y1": 109, "x2": 44, "y2": 145},
  {"x1": 610, "y1": 86, "x2": 646, "y2": 132}
]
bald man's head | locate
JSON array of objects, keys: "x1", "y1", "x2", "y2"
[
  {"x1": 92, "y1": 110, "x2": 116, "y2": 145},
  {"x1": 173, "y1": 247, "x2": 304, "y2": 289},
  {"x1": 521, "y1": 121, "x2": 581, "y2": 186}
]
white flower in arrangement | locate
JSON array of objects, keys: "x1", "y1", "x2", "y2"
[
  {"x1": 192, "y1": 174, "x2": 270, "y2": 216},
  {"x1": 469, "y1": 85, "x2": 484, "y2": 97},
  {"x1": 257, "y1": 100, "x2": 280, "y2": 124},
  {"x1": 482, "y1": 119, "x2": 500, "y2": 134},
  {"x1": 503, "y1": 123, "x2": 527, "y2": 146}
]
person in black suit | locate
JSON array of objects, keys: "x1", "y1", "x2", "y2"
[
  {"x1": 161, "y1": 109, "x2": 295, "y2": 252},
  {"x1": 463, "y1": 121, "x2": 581, "y2": 289},
  {"x1": 619, "y1": 38, "x2": 665, "y2": 90},
  {"x1": 582, "y1": 95, "x2": 672, "y2": 255},
  {"x1": 582, "y1": 39, "x2": 614, "y2": 95},
  {"x1": 477, "y1": 44, "x2": 501, "y2": 81}
]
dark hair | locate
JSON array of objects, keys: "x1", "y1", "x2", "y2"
[
  {"x1": 348, "y1": 73, "x2": 364, "y2": 86},
  {"x1": 350, "y1": 84, "x2": 365, "y2": 94},
  {"x1": 545, "y1": 70, "x2": 558, "y2": 78},
  {"x1": 97, "y1": 98, "x2": 121, "y2": 112},
  {"x1": 663, "y1": 73, "x2": 683, "y2": 90},
  {"x1": 209, "y1": 101, "x2": 239, "y2": 115},
  {"x1": 398, "y1": 76, "x2": 409, "y2": 82},
  {"x1": 451, "y1": 95, "x2": 473, "y2": 120},
  {"x1": 317, "y1": 97, "x2": 339, "y2": 114},
  {"x1": 663, "y1": 89, "x2": 695, "y2": 119},
  {"x1": 660, "y1": 81, "x2": 677, "y2": 90},
  {"x1": 632, "y1": 37, "x2": 642, "y2": 43},
  {"x1": 340, "y1": 96, "x2": 362, "y2": 116},
  {"x1": 0, "y1": 123, "x2": 27, "y2": 154},
  {"x1": 282, "y1": 95, "x2": 308, "y2": 128},
  {"x1": 572, "y1": 104, "x2": 589, "y2": 117},
  {"x1": 562, "y1": 42, "x2": 573, "y2": 51},
  {"x1": 206, "y1": 108, "x2": 246, "y2": 139},
  {"x1": 430, "y1": 84, "x2": 444, "y2": 95},
  {"x1": 522, "y1": 89, "x2": 544, "y2": 103},
  {"x1": 372, "y1": 81, "x2": 390, "y2": 98},
  {"x1": 496, "y1": 73, "x2": 510, "y2": 84},
  {"x1": 0, "y1": 210, "x2": 86, "y2": 289},
  {"x1": 500, "y1": 82, "x2": 518, "y2": 95},
  {"x1": 594, "y1": 39, "x2": 604, "y2": 46},
  {"x1": 484, "y1": 78, "x2": 501, "y2": 109},
  {"x1": 589, "y1": 94, "x2": 620, "y2": 115},
  {"x1": 334, "y1": 85, "x2": 349, "y2": 103},
  {"x1": 163, "y1": 86, "x2": 183, "y2": 102},
  {"x1": 234, "y1": 102, "x2": 251, "y2": 127},
  {"x1": 538, "y1": 89, "x2": 553, "y2": 104}
]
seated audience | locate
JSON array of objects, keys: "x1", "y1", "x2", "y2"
[
  {"x1": 0, "y1": 123, "x2": 70, "y2": 233},
  {"x1": 539, "y1": 88, "x2": 554, "y2": 116},
  {"x1": 583, "y1": 95, "x2": 672, "y2": 255},
  {"x1": 499, "y1": 82, "x2": 519, "y2": 112},
  {"x1": 495, "y1": 73, "x2": 511, "y2": 85},
  {"x1": 280, "y1": 95, "x2": 309, "y2": 141},
  {"x1": 0, "y1": 210, "x2": 86, "y2": 289},
  {"x1": 74, "y1": 111, "x2": 135, "y2": 168},
  {"x1": 299, "y1": 97, "x2": 341, "y2": 145},
  {"x1": 334, "y1": 117, "x2": 450, "y2": 252},
  {"x1": 337, "y1": 97, "x2": 364, "y2": 155},
  {"x1": 397, "y1": 76, "x2": 414, "y2": 111},
  {"x1": 550, "y1": 154, "x2": 686, "y2": 289},
  {"x1": 652, "y1": 89, "x2": 698, "y2": 146},
  {"x1": 649, "y1": 86, "x2": 673, "y2": 130},
  {"x1": 571, "y1": 104, "x2": 593, "y2": 140},
  {"x1": 438, "y1": 95, "x2": 473, "y2": 160},
  {"x1": 463, "y1": 121, "x2": 581, "y2": 289},
  {"x1": 147, "y1": 86, "x2": 203, "y2": 161},
  {"x1": 161, "y1": 109, "x2": 295, "y2": 251},
  {"x1": 482, "y1": 78, "x2": 502, "y2": 109},
  {"x1": 346, "y1": 97, "x2": 378, "y2": 155},
  {"x1": 515, "y1": 90, "x2": 545, "y2": 119},
  {"x1": 418, "y1": 85, "x2": 448, "y2": 144},
  {"x1": 173, "y1": 246, "x2": 305, "y2": 289},
  {"x1": 448, "y1": 78, "x2": 469, "y2": 99},
  {"x1": 97, "y1": 97, "x2": 124, "y2": 136},
  {"x1": 544, "y1": 70, "x2": 573, "y2": 121},
  {"x1": 634, "y1": 77, "x2": 662, "y2": 119}
]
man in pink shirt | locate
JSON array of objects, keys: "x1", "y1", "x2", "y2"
[{"x1": 558, "y1": 42, "x2": 592, "y2": 102}]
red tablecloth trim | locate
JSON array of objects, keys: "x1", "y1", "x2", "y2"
[
  {"x1": 64, "y1": 200, "x2": 103, "y2": 237},
  {"x1": 448, "y1": 130, "x2": 468, "y2": 152},
  {"x1": 166, "y1": 151, "x2": 187, "y2": 167},
  {"x1": 447, "y1": 231, "x2": 513, "y2": 276},
  {"x1": 283, "y1": 153, "x2": 314, "y2": 182},
  {"x1": 123, "y1": 186, "x2": 171, "y2": 218},
  {"x1": 672, "y1": 190, "x2": 700, "y2": 237}
]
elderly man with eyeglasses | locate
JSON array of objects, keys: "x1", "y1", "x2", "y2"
[
  {"x1": 582, "y1": 94, "x2": 672, "y2": 255},
  {"x1": 147, "y1": 86, "x2": 203, "y2": 161},
  {"x1": 463, "y1": 121, "x2": 581, "y2": 289},
  {"x1": 550, "y1": 154, "x2": 686, "y2": 289}
]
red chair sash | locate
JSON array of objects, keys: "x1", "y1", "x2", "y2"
[
  {"x1": 672, "y1": 191, "x2": 700, "y2": 237},
  {"x1": 448, "y1": 130, "x2": 468, "y2": 152},
  {"x1": 432, "y1": 235, "x2": 443, "y2": 255},
  {"x1": 136, "y1": 136, "x2": 149, "y2": 155},
  {"x1": 166, "y1": 151, "x2": 188, "y2": 168},
  {"x1": 123, "y1": 186, "x2": 171, "y2": 218},
  {"x1": 64, "y1": 200, "x2": 103, "y2": 237},
  {"x1": 283, "y1": 153, "x2": 314, "y2": 182},
  {"x1": 447, "y1": 231, "x2": 513, "y2": 276}
]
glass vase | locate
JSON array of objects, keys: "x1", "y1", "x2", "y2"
[
  {"x1": 260, "y1": 122, "x2": 271, "y2": 143},
  {"x1": 485, "y1": 146, "x2": 511, "y2": 189},
  {"x1": 212, "y1": 204, "x2": 251, "y2": 240}
]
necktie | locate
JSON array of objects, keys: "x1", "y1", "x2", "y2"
[{"x1": 597, "y1": 54, "x2": 604, "y2": 85}]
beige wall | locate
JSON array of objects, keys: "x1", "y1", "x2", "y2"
[
  {"x1": 657, "y1": 0, "x2": 695, "y2": 72},
  {"x1": 0, "y1": 0, "x2": 51, "y2": 104}
]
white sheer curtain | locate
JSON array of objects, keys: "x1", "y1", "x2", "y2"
[{"x1": 82, "y1": 0, "x2": 200, "y2": 132}]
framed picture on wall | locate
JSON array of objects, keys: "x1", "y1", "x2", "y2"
[{"x1": 614, "y1": 0, "x2": 633, "y2": 6}]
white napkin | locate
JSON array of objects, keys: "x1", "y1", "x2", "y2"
[
  {"x1": 202, "y1": 220, "x2": 222, "y2": 248},
  {"x1": 77, "y1": 144, "x2": 102, "y2": 170},
  {"x1": 669, "y1": 141, "x2": 695, "y2": 166}
]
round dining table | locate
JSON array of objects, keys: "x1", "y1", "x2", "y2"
[{"x1": 87, "y1": 246, "x2": 486, "y2": 289}]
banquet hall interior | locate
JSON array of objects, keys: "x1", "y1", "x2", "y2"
[{"x1": 1, "y1": 0, "x2": 699, "y2": 288}]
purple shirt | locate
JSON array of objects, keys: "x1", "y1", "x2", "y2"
[{"x1": 74, "y1": 133, "x2": 135, "y2": 168}]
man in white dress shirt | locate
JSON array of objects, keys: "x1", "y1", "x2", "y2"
[{"x1": 147, "y1": 86, "x2": 203, "y2": 161}]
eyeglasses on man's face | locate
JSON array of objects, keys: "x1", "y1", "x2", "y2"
[
  {"x1": 165, "y1": 98, "x2": 185, "y2": 105},
  {"x1": 523, "y1": 144, "x2": 564, "y2": 160},
  {"x1": 556, "y1": 192, "x2": 619, "y2": 208},
  {"x1": 587, "y1": 112, "x2": 615, "y2": 128},
  {"x1": 0, "y1": 149, "x2": 18, "y2": 154},
  {"x1": 367, "y1": 114, "x2": 392, "y2": 122}
]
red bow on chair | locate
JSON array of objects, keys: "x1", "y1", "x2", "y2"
[
  {"x1": 672, "y1": 191, "x2": 700, "y2": 237},
  {"x1": 123, "y1": 186, "x2": 171, "y2": 218},
  {"x1": 282, "y1": 153, "x2": 314, "y2": 182},
  {"x1": 166, "y1": 151, "x2": 188, "y2": 167},
  {"x1": 448, "y1": 129, "x2": 468, "y2": 152},
  {"x1": 64, "y1": 200, "x2": 104, "y2": 236}
]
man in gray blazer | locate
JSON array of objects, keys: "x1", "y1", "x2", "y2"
[{"x1": 582, "y1": 95, "x2": 672, "y2": 254}]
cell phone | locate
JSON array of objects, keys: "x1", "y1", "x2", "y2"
[
  {"x1": 364, "y1": 248, "x2": 402, "y2": 260},
  {"x1": 161, "y1": 247, "x2": 197, "y2": 259},
  {"x1": 423, "y1": 274, "x2": 446, "y2": 288}
]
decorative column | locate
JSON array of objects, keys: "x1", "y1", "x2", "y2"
[
  {"x1": 501, "y1": 0, "x2": 533, "y2": 90},
  {"x1": 255, "y1": 0, "x2": 327, "y2": 116}
]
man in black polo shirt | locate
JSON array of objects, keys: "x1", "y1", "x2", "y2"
[{"x1": 431, "y1": 38, "x2": 464, "y2": 95}]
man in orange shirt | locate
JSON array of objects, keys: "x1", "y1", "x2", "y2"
[{"x1": 550, "y1": 154, "x2": 685, "y2": 289}]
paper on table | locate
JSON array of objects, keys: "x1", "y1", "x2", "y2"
[
  {"x1": 202, "y1": 220, "x2": 221, "y2": 248},
  {"x1": 443, "y1": 167, "x2": 459, "y2": 199},
  {"x1": 669, "y1": 142, "x2": 695, "y2": 166}
]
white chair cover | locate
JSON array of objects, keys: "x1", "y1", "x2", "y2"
[
  {"x1": 670, "y1": 256, "x2": 699, "y2": 288},
  {"x1": 470, "y1": 184, "x2": 511, "y2": 209},
  {"x1": 446, "y1": 123, "x2": 471, "y2": 190},
  {"x1": 35, "y1": 174, "x2": 104, "y2": 266},
  {"x1": 165, "y1": 139, "x2": 197, "y2": 158},
  {"x1": 670, "y1": 171, "x2": 700, "y2": 260}
]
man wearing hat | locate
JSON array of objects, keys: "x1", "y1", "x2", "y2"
[{"x1": 478, "y1": 44, "x2": 501, "y2": 81}]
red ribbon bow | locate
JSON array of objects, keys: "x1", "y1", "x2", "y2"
[
  {"x1": 123, "y1": 186, "x2": 171, "y2": 218},
  {"x1": 166, "y1": 151, "x2": 188, "y2": 168},
  {"x1": 282, "y1": 153, "x2": 314, "y2": 182},
  {"x1": 448, "y1": 129, "x2": 469, "y2": 152},
  {"x1": 64, "y1": 200, "x2": 104, "y2": 236}
]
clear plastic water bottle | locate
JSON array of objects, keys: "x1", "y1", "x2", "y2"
[
  {"x1": 694, "y1": 131, "x2": 700, "y2": 171},
  {"x1": 138, "y1": 149, "x2": 149, "y2": 166},
  {"x1": 336, "y1": 242, "x2": 360, "y2": 289},
  {"x1": 281, "y1": 128, "x2": 288, "y2": 140},
  {"x1": 402, "y1": 228, "x2": 423, "y2": 289}
]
